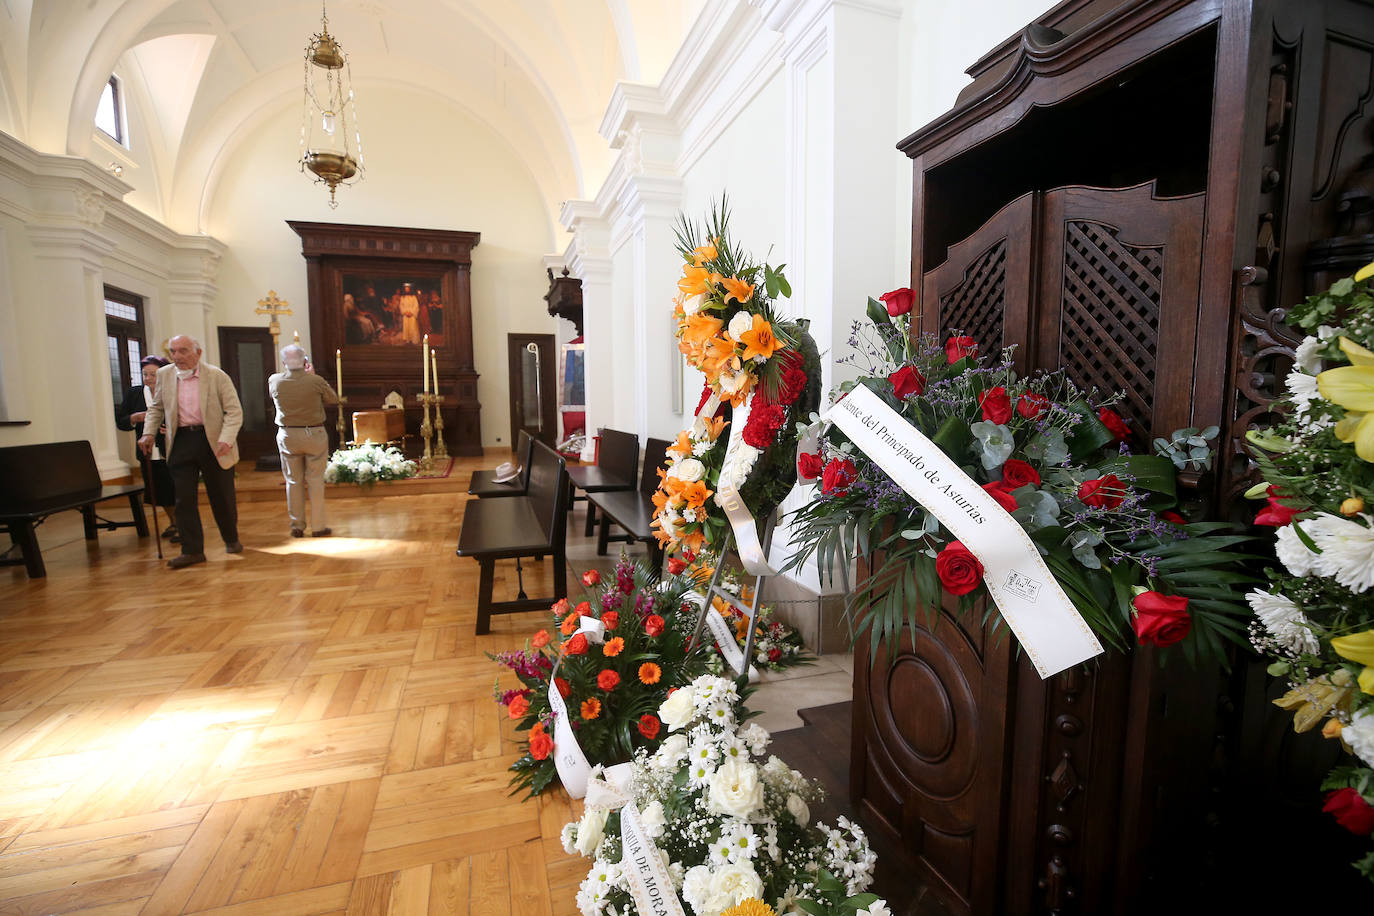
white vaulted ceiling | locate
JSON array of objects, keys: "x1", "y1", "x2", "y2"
[{"x1": 1, "y1": 0, "x2": 699, "y2": 233}]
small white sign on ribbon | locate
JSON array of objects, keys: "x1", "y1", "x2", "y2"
[
  {"x1": 577, "y1": 615, "x2": 606, "y2": 644},
  {"x1": 584, "y1": 767, "x2": 686, "y2": 916},
  {"x1": 548, "y1": 669, "x2": 593, "y2": 798},
  {"x1": 684, "y1": 590, "x2": 758, "y2": 681},
  {"x1": 826, "y1": 385, "x2": 1104, "y2": 678}
]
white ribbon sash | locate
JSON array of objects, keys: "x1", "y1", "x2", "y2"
[
  {"x1": 584, "y1": 766, "x2": 686, "y2": 916},
  {"x1": 713, "y1": 391, "x2": 775, "y2": 577},
  {"x1": 826, "y1": 385, "x2": 1103, "y2": 678},
  {"x1": 548, "y1": 671, "x2": 593, "y2": 798}
]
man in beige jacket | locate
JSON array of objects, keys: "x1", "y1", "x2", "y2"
[
  {"x1": 268, "y1": 344, "x2": 339, "y2": 537},
  {"x1": 139, "y1": 335, "x2": 244, "y2": 569}
]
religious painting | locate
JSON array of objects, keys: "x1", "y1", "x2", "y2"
[
  {"x1": 559, "y1": 341, "x2": 585, "y2": 410},
  {"x1": 339, "y1": 273, "x2": 448, "y2": 347}
]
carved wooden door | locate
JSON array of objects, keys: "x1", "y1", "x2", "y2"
[{"x1": 856, "y1": 181, "x2": 1208, "y2": 915}]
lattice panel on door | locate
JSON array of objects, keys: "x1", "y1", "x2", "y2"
[
  {"x1": 939, "y1": 239, "x2": 1006, "y2": 356},
  {"x1": 1059, "y1": 220, "x2": 1162, "y2": 425}
]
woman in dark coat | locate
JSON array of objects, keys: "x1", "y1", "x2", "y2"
[{"x1": 116, "y1": 355, "x2": 177, "y2": 540}]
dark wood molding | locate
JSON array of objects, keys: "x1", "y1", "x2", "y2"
[
  {"x1": 0, "y1": 420, "x2": 31, "y2": 426},
  {"x1": 288, "y1": 220, "x2": 484, "y2": 456}
]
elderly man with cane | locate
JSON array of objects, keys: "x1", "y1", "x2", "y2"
[{"x1": 269, "y1": 344, "x2": 339, "y2": 537}]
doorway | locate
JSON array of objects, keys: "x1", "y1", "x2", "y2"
[
  {"x1": 507, "y1": 333, "x2": 556, "y2": 450},
  {"x1": 217, "y1": 327, "x2": 276, "y2": 464}
]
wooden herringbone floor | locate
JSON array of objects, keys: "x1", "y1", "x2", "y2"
[{"x1": 0, "y1": 454, "x2": 588, "y2": 915}]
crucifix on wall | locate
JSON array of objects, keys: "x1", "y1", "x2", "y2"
[{"x1": 255, "y1": 290, "x2": 292, "y2": 371}]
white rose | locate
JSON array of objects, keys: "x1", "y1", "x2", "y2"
[
  {"x1": 655, "y1": 733, "x2": 689, "y2": 766},
  {"x1": 672, "y1": 457, "x2": 706, "y2": 483},
  {"x1": 682, "y1": 293, "x2": 706, "y2": 315},
  {"x1": 639, "y1": 800, "x2": 666, "y2": 839},
  {"x1": 574, "y1": 806, "x2": 608, "y2": 857},
  {"x1": 660, "y1": 687, "x2": 697, "y2": 731},
  {"x1": 727, "y1": 311, "x2": 754, "y2": 340},
  {"x1": 1344, "y1": 708, "x2": 1374, "y2": 768},
  {"x1": 705, "y1": 864, "x2": 763, "y2": 916},
  {"x1": 786, "y1": 792, "x2": 810, "y2": 827},
  {"x1": 707, "y1": 757, "x2": 764, "y2": 819}
]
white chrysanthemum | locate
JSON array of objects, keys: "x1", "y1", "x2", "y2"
[
  {"x1": 654, "y1": 733, "x2": 689, "y2": 766},
  {"x1": 1343, "y1": 707, "x2": 1374, "y2": 769},
  {"x1": 639, "y1": 800, "x2": 666, "y2": 839},
  {"x1": 692, "y1": 439, "x2": 713, "y2": 457},
  {"x1": 683, "y1": 508, "x2": 698, "y2": 523},
  {"x1": 859, "y1": 902, "x2": 893, "y2": 916},
  {"x1": 786, "y1": 792, "x2": 810, "y2": 827},
  {"x1": 682, "y1": 865, "x2": 712, "y2": 913},
  {"x1": 1285, "y1": 369, "x2": 1321, "y2": 413},
  {"x1": 1307, "y1": 513, "x2": 1374, "y2": 592},
  {"x1": 1274, "y1": 523, "x2": 1318, "y2": 577},
  {"x1": 1293, "y1": 335, "x2": 1325, "y2": 374},
  {"x1": 741, "y1": 723, "x2": 769, "y2": 756},
  {"x1": 560, "y1": 822, "x2": 578, "y2": 855},
  {"x1": 1245, "y1": 589, "x2": 1321, "y2": 655}
]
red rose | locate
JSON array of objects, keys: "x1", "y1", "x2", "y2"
[
  {"x1": 982, "y1": 481, "x2": 1017, "y2": 512},
  {"x1": 1017, "y1": 392, "x2": 1050, "y2": 419},
  {"x1": 1078, "y1": 474, "x2": 1126, "y2": 509},
  {"x1": 945, "y1": 336, "x2": 978, "y2": 364},
  {"x1": 667, "y1": 557, "x2": 687, "y2": 575},
  {"x1": 582, "y1": 569, "x2": 601, "y2": 587},
  {"x1": 601, "y1": 611, "x2": 619, "y2": 630},
  {"x1": 742, "y1": 402, "x2": 786, "y2": 449},
  {"x1": 555, "y1": 677, "x2": 571, "y2": 698},
  {"x1": 528, "y1": 728, "x2": 554, "y2": 760},
  {"x1": 1098, "y1": 408, "x2": 1130, "y2": 442},
  {"x1": 889, "y1": 365, "x2": 926, "y2": 399},
  {"x1": 638, "y1": 714, "x2": 662, "y2": 740},
  {"x1": 1131, "y1": 591, "x2": 1191, "y2": 648},
  {"x1": 879, "y1": 287, "x2": 914, "y2": 316},
  {"x1": 1255, "y1": 486, "x2": 1302, "y2": 527},
  {"x1": 821, "y1": 458, "x2": 858, "y2": 496},
  {"x1": 1000, "y1": 458, "x2": 1041, "y2": 489},
  {"x1": 507, "y1": 694, "x2": 530, "y2": 718},
  {"x1": 979, "y1": 386, "x2": 1013, "y2": 424},
  {"x1": 644, "y1": 614, "x2": 665, "y2": 637},
  {"x1": 597, "y1": 669, "x2": 620, "y2": 691},
  {"x1": 935, "y1": 541, "x2": 984, "y2": 595},
  {"x1": 1323, "y1": 787, "x2": 1374, "y2": 836},
  {"x1": 797, "y1": 452, "x2": 824, "y2": 480},
  {"x1": 565, "y1": 633, "x2": 589, "y2": 656},
  {"x1": 1160, "y1": 510, "x2": 1186, "y2": 525},
  {"x1": 768, "y1": 647, "x2": 783, "y2": 662}
]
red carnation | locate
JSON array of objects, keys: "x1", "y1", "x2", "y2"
[
  {"x1": 644, "y1": 614, "x2": 665, "y2": 637},
  {"x1": 601, "y1": 611, "x2": 619, "y2": 631},
  {"x1": 777, "y1": 357, "x2": 808, "y2": 405},
  {"x1": 1131, "y1": 591, "x2": 1191, "y2": 648},
  {"x1": 945, "y1": 336, "x2": 978, "y2": 364},
  {"x1": 1078, "y1": 474, "x2": 1126, "y2": 509},
  {"x1": 597, "y1": 669, "x2": 620, "y2": 691},
  {"x1": 822, "y1": 458, "x2": 858, "y2": 496},
  {"x1": 638, "y1": 714, "x2": 662, "y2": 740},
  {"x1": 935, "y1": 541, "x2": 984, "y2": 595},
  {"x1": 1000, "y1": 458, "x2": 1040, "y2": 489},
  {"x1": 979, "y1": 386, "x2": 1013, "y2": 424},
  {"x1": 1323, "y1": 787, "x2": 1374, "y2": 836},
  {"x1": 667, "y1": 557, "x2": 687, "y2": 575},
  {"x1": 1017, "y1": 392, "x2": 1050, "y2": 419},
  {"x1": 1255, "y1": 486, "x2": 1302, "y2": 527},
  {"x1": 582, "y1": 569, "x2": 602, "y2": 587},
  {"x1": 565, "y1": 633, "x2": 589, "y2": 656},
  {"x1": 890, "y1": 365, "x2": 926, "y2": 399},
  {"x1": 555, "y1": 677, "x2": 571, "y2": 698},
  {"x1": 798, "y1": 452, "x2": 824, "y2": 480},
  {"x1": 1098, "y1": 408, "x2": 1130, "y2": 442},
  {"x1": 742, "y1": 402, "x2": 786, "y2": 449},
  {"x1": 879, "y1": 287, "x2": 914, "y2": 316},
  {"x1": 982, "y1": 482, "x2": 1018, "y2": 513}
]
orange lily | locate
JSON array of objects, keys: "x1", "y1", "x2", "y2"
[
  {"x1": 739, "y1": 314, "x2": 783, "y2": 362},
  {"x1": 721, "y1": 276, "x2": 754, "y2": 306},
  {"x1": 702, "y1": 416, "x2": 728, "y2": 441},
  {"x1": 691, "y1": 242, "x2": 718, "y2": 266},
  {"x1": 682, "y1": 314, "x2": 724, "y2": 346},
  {"x1": 681, "y1": 480, "x2": 712, "y2": 509},
  {"x1": 668, "y1": 430, "x2": 694, "y2": 458},
  {"x1": 701, "y1": 337, "x2": 740, "y2": 379},
  {"x1": 681, "y1": 529, "x2": 707, "y2": 553},
  {"x1": 679, "y1": 265, "x2": 712, "y2": 297}
]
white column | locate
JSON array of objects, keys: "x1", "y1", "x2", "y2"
[
  {"x1": 168, "y1": 240, "x2": 225, "y2": 360},
  {"x1": 561, "y1": 201, "x2": 613, "y2": 461}
]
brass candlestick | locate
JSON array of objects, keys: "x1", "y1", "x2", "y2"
[
  {"x1": 432, "y1": 394, "x2": 448, "y2": 461},
  {"x1": 418, "y1": 393, "x2": 435, "y2": 471},
  {"x1": 335, "y1": 394, "x2": 348, "y2": 447}
]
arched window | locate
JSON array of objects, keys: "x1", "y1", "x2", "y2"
[{"x1": 95, "y1": 76, "x2": 125, "y2": 146}]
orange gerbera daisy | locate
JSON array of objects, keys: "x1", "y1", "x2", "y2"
[
  {"x1": 602, "y1": 637, "x2": 625, "y2": 657},
  {"x1": 638, "y1": 662, "x2": 662, "y2": 685},
  {"x1": 580, "y1": 698, "x2": 601, "y2": 720},
  {"x1": 739, "y1": 314, "x2": 783, "y2": 362},
  {"x1": 721, "y1": 276, "x2": 754, "y2": 306}
]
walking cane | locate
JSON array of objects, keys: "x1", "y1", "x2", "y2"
[{"x1": 142, "y1": 449, "x2": 164, "y2": 560}]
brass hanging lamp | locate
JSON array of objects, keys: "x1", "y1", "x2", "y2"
[{"x1": 299, "y1": 0, "x2": 363, "y2": 207}]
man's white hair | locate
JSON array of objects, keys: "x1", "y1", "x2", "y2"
[{"x1": 281, "y1": 344, "x2": 307, "y2": 369}]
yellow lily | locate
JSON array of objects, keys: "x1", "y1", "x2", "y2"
[
  {"x1": 1331, "y1": 630, "x2": 1374, "y2": 695},
  {"x1": 721, "y1": 276, "x2": 754, "y2": 305},
  {"x1": 1318, "y1": 340, "x2": 1374, "y2": 460},
  {"x1": 1274, "y1": 671, "x2": 1356, "y2": 731},
  {"x1": 1356, "y1": 260, "x2": 1374, "y2": 283}
]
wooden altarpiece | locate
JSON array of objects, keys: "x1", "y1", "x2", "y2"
[
  {"x1": 855, "y1": 0, "x2": 1374, "y2": 913},
  {"x1": 289, "y1": 221, "x2": 483, "y2": 456}
]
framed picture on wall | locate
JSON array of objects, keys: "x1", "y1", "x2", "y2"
[
  {"x1": 559, "y1": 341, "x2": 585, "y2": 411},
  {"x1": 339, "y1": 272, "x2": 448, "y2": 348}
]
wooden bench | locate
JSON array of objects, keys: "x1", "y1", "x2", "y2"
[
  {"x1": 0, "y1": 440, "x2": 150, "y2": 579},
  {"x1": 455, "y1": 439, "x2": 568, "y2": 634},
  {"x1": 467, "y1": 430, "x2": 534, "y2": 498},
  {"x1": 567, "y1": 428, "x2": 638, "y2": 537},
  {"x1": 590, "y1": 437, "x2": 670, "y2": 571}
]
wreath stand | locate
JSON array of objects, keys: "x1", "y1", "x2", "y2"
[{"x1": 686, "y1": 517, "x2": 776, "y2": 681}]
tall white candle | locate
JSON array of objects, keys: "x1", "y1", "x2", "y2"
[
  {"x1": 431, "y1": 350, "x2": 439, "y2": 394},
  {"x1": 335, "y1": 348, "x2": 342, "y2": 397},
  {"x1": 422, "y1": 334, "x2": 430, "y2": 394}
]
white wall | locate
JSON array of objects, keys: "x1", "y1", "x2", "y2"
[{"x1": 204, "y1": 85, "x2": 559, "y2": 448}]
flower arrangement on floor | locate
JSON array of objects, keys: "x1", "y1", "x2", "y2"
[
  {"x1": 492, "y1": 555, "x2": 712, "y2": 796},
  {"x1": 323, "y1": 442, "x2": 417, "y2": 485},
  {"x1": 675, "y1": 554, "x2": 812, "y2": 674},
  {"x1": 1245, "y1": 261, "x2": 1374, "y2": 880},
  {"x1": 784, "y1": 293, "x2": 1256, "y2": 664},
  {"x1": 563, "y1": 674, "x2": 887, "y2": 916},
  {"x1": 653, "y1": 201, "x2": 822, "y2": 556}
]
